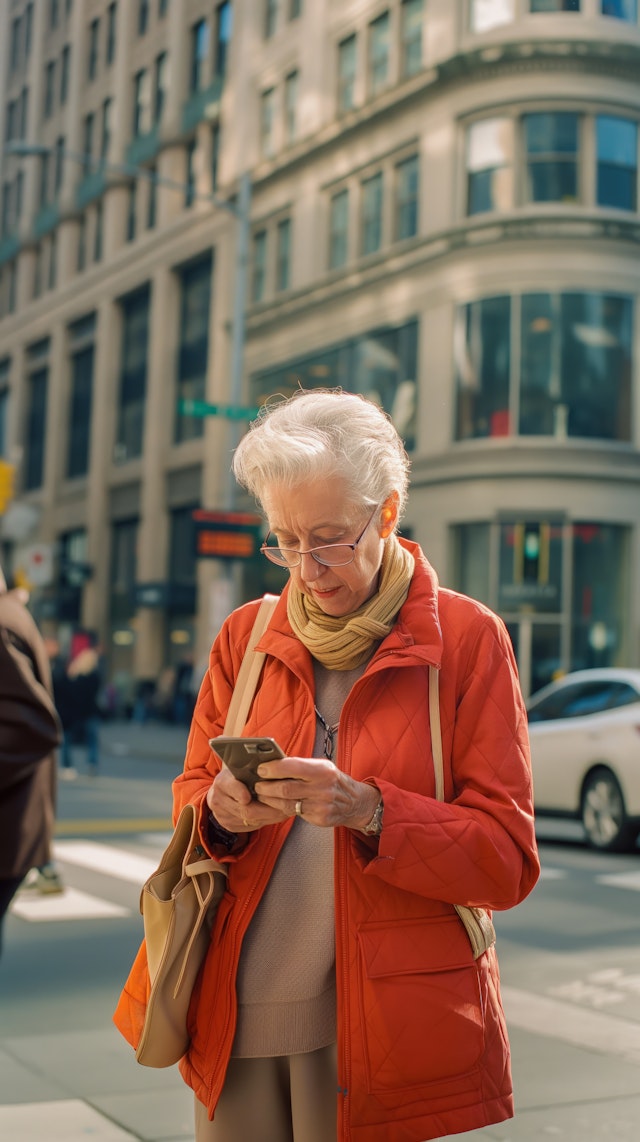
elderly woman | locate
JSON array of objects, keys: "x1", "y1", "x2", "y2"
[{"x1": 117, "y1": 390, "x2": 539, "y2": 1141}]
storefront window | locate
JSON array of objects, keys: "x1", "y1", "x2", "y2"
[
  {"x1": 499, "y1": 521, "x2": 563, "y2": 614},
  {"x1": 454, "y1": 295, "x2": 511, "y2": 439},
  {"x1": 250, "y1": 319, "x2": 418, "y2": 450},
  {"x1": 452, "y1": 523, "x2": 490, "y2": 604},
  {"x1": 571, "y1": 524, "x2": 629, "y2": 669}
]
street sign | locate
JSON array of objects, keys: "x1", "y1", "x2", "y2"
[
  {"x1": 193, "y1": 509, "x2": 263, "y2": 561},
  {"x1": 179, "y1": 399, "x2": 261, "y2": 420},
  {"x1": 0, "y1": 459, "x2": 15, "y2": 513}
]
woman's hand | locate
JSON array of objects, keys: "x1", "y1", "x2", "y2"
[
  {"x1": 206, "y1": 766, "x2": 291, "y2": 834},
  {"x1": 254, "y1": 756, "x2": 381, "y2": 831}
]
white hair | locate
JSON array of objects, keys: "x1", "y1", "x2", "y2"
[{"x1": 233, "y1": 389, "x2": 411, "y2": 519}]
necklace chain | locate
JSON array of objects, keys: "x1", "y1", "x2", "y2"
[{"x1": 314, "y1": 706, "x2": 339, "y2": 760}]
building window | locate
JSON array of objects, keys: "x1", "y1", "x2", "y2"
[
  {"x1": 77, "y1": 213, "x2": 86, "y2": 271},
  {"x1": 116, "y1": 287, "x2": 150, "y2": 462},
  {"x1": 191, "y1": 19, "x2": 209, "y2": 93},
  {"x1": 329, "y1": 188, "x2": 349, "y2": 269},
  {"x1": 596, "y1": 116, "x2": 637, "y2": 210},
  {"x1": 159, "y1": 0, "x2": 169, "y2": 17},
  {"x1": 524, "y1": 112, "x2": 579, "y2": 203},
  {"x1": 126, "y1": 182, "x2": 137, "y2": 241},
  {"x1": 101, "y1": 98, "x2": 112, "y2": 161},
  {"x1": 395, "y1": 154, "x2": 419, "y2": 240},
  {"x1": 83, "y1": 112, "x2": 94, "y2": 168},
  {"x1": 1, "y1": 185, "x2": 11, "y2": 239},
  {"x1": 276, "y1": 218, "x2": 291, "y2": 291},
  {"x1": 94, "y1": 200, "x2": 103, "y2": 261},
  {"x1": 466, "y1": 117, "x2": 513, "y2": 214},
  {"x1": 210, "y1": 123, "x2": 220, "y2": 192},
  {"x1": 284, "y1": 70, "x2": 298, "y2": 144},
  {"x1": 154, "y1": 52, "x2": 167, "y2": 124},
  {"x1": 110, "y1": 518, "x2": 139, "y2": 626},
  {"x1": 88, "y1": 18, "x2": 99, "y2": 80},
  {"x1": 571, "y1": 524, "x2": 628, "y2": 672},
  {"x1": 67, "y1": 314, "x2": 96, "y2": 479},
  {"x1": 106, "y1": 3, "x2": 117, "y2": 65},
  {"x1": 54, "y1": 136, "x2": 65, "y2": 194},
  {"x1": 361, "y1": 172, "x2": 383, "y2": 255},
  {"x1": 265, "y1": 0, "x2": 278, "y2": 38},
  {"x1": 132, "y1": 69, "x2": 151, "y2": 137},
  {"x1": 138, "y1": 0, "x2": 149, "y2": 35},
  {"x1": 260, "y1": 88, "x2": 276, "y2": 158},
  {"x1": 44, "y1": 61, "x2": 56, "y2": 118},
  {"x1": 455, "y1": 296, "x2": 511, "y2": 440},
  {"x1": 401, "y1": 0, "x2": 423, "y2": 78},
  {"x1": 529, "y1": 1, "x2": 580, "y2": 10},
  {"x1": 50, "y1": 0, "x2": 59, "y2": 29},
  {"x1": 175, "y1": 255, "x2": 212, "y2": 443},
  {"x1": 39, "y1": 153, "x2": 50, "y2": 208},
  {"x1": 601, "y1": 0, "x2": 637, "y2": 16},
  {"x1": 368, "y1": 11, "x2": 390, "y2": 97},
  {"x1": 25, "y1": 4, "x2": 33, "y2": 58},
  {"x1": 252, "y1": 230, "x2": 267, "y2": 302},
  {"x1": 24, "y1": 341, "x2": 50, "y2": 491},
  {"x1": 19, "y1": 87, "x2": 28, "y2": 139},
  {"x1": 147, "y1": 166, "x2": 157, "y2": 228},
  {"x1": 60, "y1": 44, "x2": 70, "y2": 104},
  {"x1": 251, "y1": 319, "x2": 418, "y2": 451},
  {"x1": 471, "y1": 0, "x2": 515, "y2": 32},
  {"x1": 455, "y1": 291, "x2": 632, "y2": 443},
  {"x1": 185, "y1": 140, "x2": 196, "y2": 207},
  {"x1": 289, "y1": 0, "x2": 302, "y2": 17},
  {"x1": 10, "y1": 18, "x2": 21, "y2": 73},
  {"x1": 33, "y1": 244, "x2": 42, "y2": 299},
  {"x1": 215, "y1": 1, "x2": 232, "y2": 78},
  {"x1": 338, "y1": 34, "x2": 357, "y2": 113},
  {"x1": 48, "y1": 233, "x2": 57, "y2": 290}
]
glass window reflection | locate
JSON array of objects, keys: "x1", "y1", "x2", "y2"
[
  {"x1": 524, "y1": 112, "x2": 579, "y2": 203},
  {"x1": 596, "y1": 116, "x2": 637, "y2": 211},
  {"x1": 454, "y1": 296, "x2": 511, "y2": 439},
  {"x1": 250, "y1": 320, "x2": 418, "y2": 450},
  {"x1": 467, "y1": 118, "x2": 513, "y2": 214},
  {"x1": 601, "y1": 1, "x2": 637, "y2": 19},
  {"x1": 471, "y1": 0, "x2": 515, "y2": 33}
]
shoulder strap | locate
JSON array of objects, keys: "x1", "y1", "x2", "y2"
[
  {"x1": 223, "y1": 595, "x2": 279, "y2": 736},
  {"x1": 428, "y1": 665, "x2": 444, "y2": 801}
]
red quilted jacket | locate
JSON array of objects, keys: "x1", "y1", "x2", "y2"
[{"x1": 114, "y1": 541, "x2": 539, "y2": 1140}]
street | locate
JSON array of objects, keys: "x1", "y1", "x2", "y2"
[{"x1": 1, "y1": 726, "x2": 640, "y2": 1141}]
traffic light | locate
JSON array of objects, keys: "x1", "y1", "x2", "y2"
[{"x1": 0, "y1": 459, "x2": 15, "y2": 514}]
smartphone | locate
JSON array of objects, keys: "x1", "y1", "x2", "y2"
[{"x1": 209, "y1": 736, "x2": 286, "y2": 795}]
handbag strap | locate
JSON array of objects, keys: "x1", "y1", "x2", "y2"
[
  {"x1": 428, "y1": 665, "x2": 445, "y2": 801},
  {"x1": 223, "y1": 594, "x2": 279, "y2": 736}
]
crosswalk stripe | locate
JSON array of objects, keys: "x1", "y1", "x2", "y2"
[
  {"x1": 53, "y1": 839, "x2": 159, "y2": 884},
  {"x1": 503, "y1": 986, "x2": 640, "y2": 1066},
  {"x1": 597, "y1": 870, "x2": 640, "y2": 892},
  {"x1": 11, "y1": 887, "x2": 129, "y2": 922}
]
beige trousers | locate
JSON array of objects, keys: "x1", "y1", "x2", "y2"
[{"x1": 194, "y1": 1043, "x2": 338, "y2": 1142}]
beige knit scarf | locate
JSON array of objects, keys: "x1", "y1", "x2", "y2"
[{"x1": 286, "y1": 535, "x2": 415, "y2": 670}]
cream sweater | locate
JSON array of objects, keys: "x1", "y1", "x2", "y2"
[{"x1": 231, "y1": 661, "x2": 365, "y2": 1057}]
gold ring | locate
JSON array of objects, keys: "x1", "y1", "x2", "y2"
[{"x1": 295, "y1": 800, "x2": 303, "y2": 817}]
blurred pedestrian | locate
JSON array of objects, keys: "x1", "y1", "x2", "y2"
[
  {"x1": 0, "y1": 568, "x2": 62, "y2": 954},
  {"x1": 63, "y1": 644, "x2": 102, "y2": 776}
]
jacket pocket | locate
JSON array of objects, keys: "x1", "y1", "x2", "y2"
[{"x1": 356, "y1": 915, "x2": 485, "y2": 1095}]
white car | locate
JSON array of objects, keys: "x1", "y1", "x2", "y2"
[{"x1": 526, "y1": 668, "x2": 640, "y2": 852}]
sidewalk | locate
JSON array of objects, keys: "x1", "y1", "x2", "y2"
[{"x1": 99, "y1": 719, "x2": 190, "y2": 765}]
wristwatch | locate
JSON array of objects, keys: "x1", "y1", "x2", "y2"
[{"x1": 361, "y1": 797, "x2": 384, "y2": 837}]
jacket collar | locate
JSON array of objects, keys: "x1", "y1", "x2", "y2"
[{"x1": 256, "y1": 537, "x2": 443, "y2": 676}]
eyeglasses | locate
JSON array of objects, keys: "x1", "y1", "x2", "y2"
[{"x1": 260, "y1": 505, "x2": 380, "y2": 568}]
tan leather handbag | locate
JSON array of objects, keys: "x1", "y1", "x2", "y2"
[
  {"x1": 132, "y1": 594, "x2": 278, "y2": 1067},
  {"x1": 428, "y1": 665, "x2": 497, "y2": 959}
]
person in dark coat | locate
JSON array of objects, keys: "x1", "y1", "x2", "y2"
[{"x1": 0, "y1": 569, "x2": 62, "y2": 953}]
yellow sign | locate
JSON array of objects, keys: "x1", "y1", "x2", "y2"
[{"x1": 0, "y1": 459, "x2": 15, "y2": 513}]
